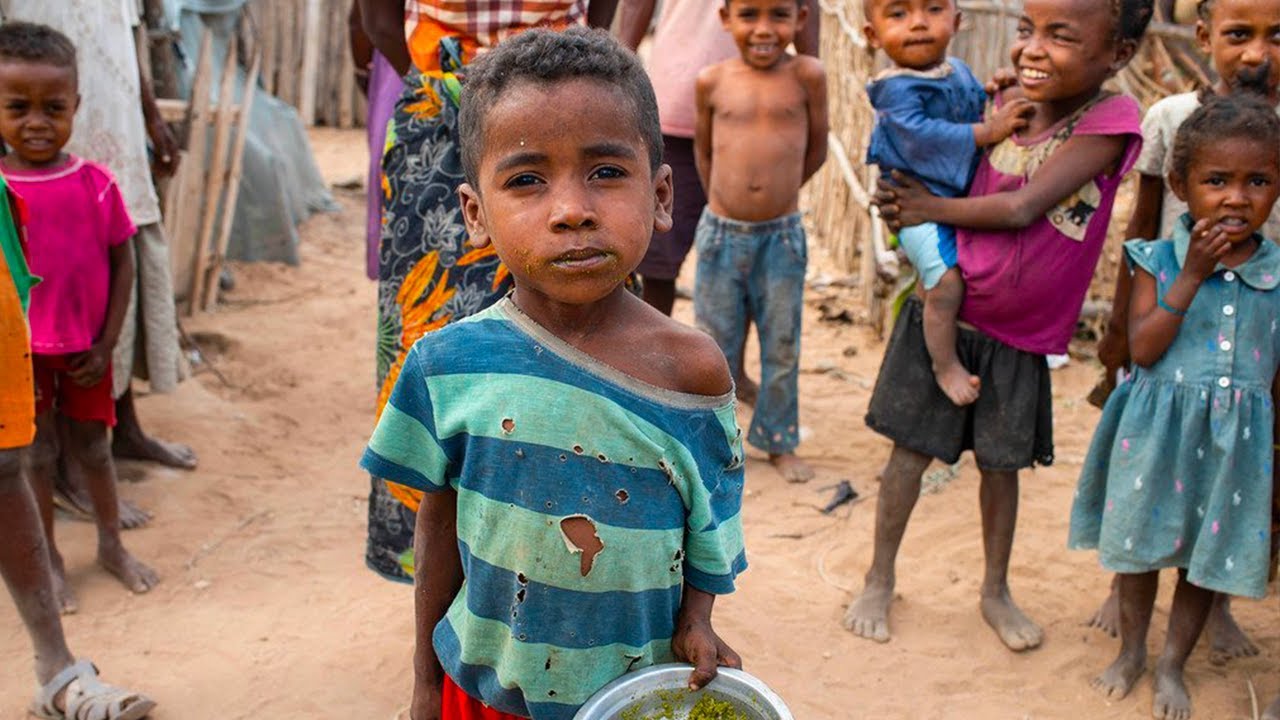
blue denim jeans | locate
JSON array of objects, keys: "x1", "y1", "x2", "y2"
[{"x1": 693, "y1": 208, "x2": 806, "y2": 454}]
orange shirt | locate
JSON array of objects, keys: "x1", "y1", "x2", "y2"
[
  {"x1": 404, "y1": 0, "x2": 586, "y2": 74},
  {"x1": 0, "y1": 199, "x2": 34, "y2": 449}
]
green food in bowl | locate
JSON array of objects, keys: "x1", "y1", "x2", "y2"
[{"x1": 619, "y1": 692, "x2": 749, "y2": 720}]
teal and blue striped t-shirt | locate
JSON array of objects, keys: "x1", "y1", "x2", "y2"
[{"x1": 361, "y1": 298, "x2": 747, "y2": 719}]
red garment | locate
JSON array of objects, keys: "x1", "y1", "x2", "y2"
[
  {"x1": 32, "y1": 353, "x2": 116, "y2": 426},
  {"x1": 442, "y1": 675, "x2": 524, "y2": 720}
]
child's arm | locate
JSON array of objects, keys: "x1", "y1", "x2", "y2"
[
  {"x1": 693, "y1": 67, "x2": 717, "y2": 193},
  {"x1": 876, "y1": 132, "x2": 1129, "y2": 231},
  {"x1": 1099, "y1": 174, "x2": 1165, "y2": 371},
  {"x1": 408, "y1": 490, "x2": 464, "y2": 720},
  {"x1": 973, "y1": 98, "x2": 1035, "y2": 148},
  {"x1": 797, "y1": 56, "x2": 829, "y2": 185},
  {"x1": 69, "y1": 239, "x2": 134, "y2": 389},
  {"x1": 1127, "y1": 219, "x2": 1231, "y2": 367},
  {"x1": 672, "y1": 585, "x2": 742, "y2": 690},
  {"x1": 587, "y1": 0, "x2": 622, "y2": 29}
]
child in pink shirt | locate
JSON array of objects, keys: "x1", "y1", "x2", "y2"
[{"x1": 0, "y1": 21, "x2": 158, "y2": 613}]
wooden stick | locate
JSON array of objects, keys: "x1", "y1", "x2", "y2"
[
  {"x1": 173, "y1": 30, "x2": 215, "y2": 311},
  {"x1": 299, "y1": 0, "x2": 322, "y2": 124},
  {"x1": 203, "y1": 50, "x2": 262, "y2": 311},
  {"x1": 189, "y1": 35, "x2": 240, "y2": 315}
]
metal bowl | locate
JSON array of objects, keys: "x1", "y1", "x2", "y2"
[{"x1": 573, "y1": 664, "x2": 793, "y2": 720}]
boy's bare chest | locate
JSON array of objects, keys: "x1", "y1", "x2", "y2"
[{"x1": 712, "y1": 77, "x2": 808, "y2": 128}]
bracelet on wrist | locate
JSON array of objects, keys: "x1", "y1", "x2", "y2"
[{"x1": 1157, "y1": 296, "x2": 1187, "y2": 317}]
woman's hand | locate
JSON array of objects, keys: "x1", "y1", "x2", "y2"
[
  {"x1": 1182, "y1": 218, "x2": 1231, "y2": 281},
  {"x1": 873, "y1": 170, "x2": 939, "y2": 232}
]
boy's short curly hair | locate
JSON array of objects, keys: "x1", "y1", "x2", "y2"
[
  {"x1": 1113, "y1": 0, "x2": 1155, "y2": 43},
  {"x1": 0, "y1": 21, "x2": 76, "y2": 80},
  {"x1": 1170, "y1": 91, "x2": 1280, "y2": 181},
  {"x1": 459, "y1": 26, "x2": 662, "y2": 186}
]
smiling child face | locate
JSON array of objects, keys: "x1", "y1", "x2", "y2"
[
  {"x1": 0, "y1": 60, "x2": 77, "y2": 169},
  {"x1": 459, "y1": 78, "x2": 673, "y2": 308}
]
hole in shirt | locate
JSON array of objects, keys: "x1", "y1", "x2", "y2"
[
  {"x1": 501, "y1": 418, "x2": 515, "y2": 434},
  {"x1": 559, "y1": 515, "x2": 604, "y2": 576},
  {"x1": 615, "y1": 489, "x2": 630, "y2": 504}
]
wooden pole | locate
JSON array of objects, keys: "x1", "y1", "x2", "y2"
[
  {"x1": 299, "y1": 0, "x2": 322, "y2": 124},
  {"x1": 188, "y1": 36, "x2": 240, "y2": 315},
  {"x1": 204, "y1": 51, "x2": 262, "y2": 310}
]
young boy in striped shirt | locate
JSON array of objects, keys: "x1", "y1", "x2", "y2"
[{"x1": 361, "y1": 27, "x2": 747, "y2": 720}]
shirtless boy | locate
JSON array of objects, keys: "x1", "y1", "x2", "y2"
[{"x1": 694, "y1": 0, "x2": 828, "y2": 483}]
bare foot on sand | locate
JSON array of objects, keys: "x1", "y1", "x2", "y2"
[
  {"x1": 935, "y1": 362, "x2": 980, "y2": 406},
  {"x1": 735, "y1": 374, "x2": 759, "y2": 408},
  {"x1": 1090, "y1": 650, "x2": 1145, "y2": 700},
  {"x1": 1152, "y1": 660, "x2": 1192, "y2": 720},
  {"x1": 1262, "y1": 694, "x2": 1280, "y2": 720},
  {"x1": 1087, "y1": 587, "x2": 1120, "y2": 637},
  {"x1": 113, "y1": 431, "x2": 198, "y2": 470},
  {"x1": 842, "y1": 581, "x2": 893, "y2": 643},
  {"x1": 98, "y1": 545, "x2": 159, "y2": 594},
  {"x1": 981, "y1": 590, "x2": 1043, "y2": 651},
  {"x1": 1207, "y1": 600, "x2": 1258, "y2": 664},
  {"x1": 770, "y1": 453, "x2": 814, "y2": 483},
  {"x1": 55, "y1": 482, "x2": 152, "y2": 529}
]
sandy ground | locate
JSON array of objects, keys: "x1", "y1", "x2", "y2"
[{"x1": 2, "y1": 128, "x2": 1276, "y2": 719}]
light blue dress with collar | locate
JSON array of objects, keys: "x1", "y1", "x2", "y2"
[{"x1": 1069, "y1": 218, "x2": 1280, "y2": 598}]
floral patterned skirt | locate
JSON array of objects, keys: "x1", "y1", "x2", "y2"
[{"x1": 366, "y1": 67, "x2": 512, "y2": 583}]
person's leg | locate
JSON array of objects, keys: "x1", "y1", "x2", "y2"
[
  {"x1": 0, "y1": 447, "x2": 75, "y2": 686},
  {"x1": 1087, "y1": 573, "x2": 1122, "y2": 636},
  {"x1": 735, "y1": 313, "x2": 758, "y2": 407},
  {"x1": 923, "y1": 268, "x2": 978, "y2": 406},
  {"x1": 55, "y1": 412, "x2": 152, "y2": 529},
  {"x1": 749, "y1": 221, "x2": 811, "y2": 482},
  {"x1": 642, "y1": 278, "x2": 677, "y2": 316},
  {"x1": 1092, "y1": 571, "x2": 1158, "y2": 699},
  {"x1": 1205, "y1": 593, "x2": 1258, "y2": 662},
  {"x1": 843, "y1": 444, "x2": 932, "y2": 642},
  {"x1": 111, "y1": 387, "x2": 197, "y2": 469},
  {"x1": 1152, "y1": 570, "x2": 1214, "y2": 720},
  {"x1": 28, "y1": 409, "x2": 76, "y2": 614},
  {"x1": 977, "y1": 468, "x2": 1042, "y2": 651},
  {"x1": 693, "y1": 217, "x2": 750, "y2": 391},
  {"x1": 65, "y1": 419, "x2": 158, "y2": 594}
]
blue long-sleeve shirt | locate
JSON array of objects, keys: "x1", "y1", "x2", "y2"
[{"x1": 865, "y1": 58, "x2": 987, "y2": 198}]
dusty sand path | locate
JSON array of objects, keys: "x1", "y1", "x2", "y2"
[{"x1": 1, "y1": 129, "x2": 1275, "y2": 719}]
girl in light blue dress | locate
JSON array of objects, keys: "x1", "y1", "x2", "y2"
[{"x1": 1069, "y1": 92, "x2": 1280, "y2": 720}]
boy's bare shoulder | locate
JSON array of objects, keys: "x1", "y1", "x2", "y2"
[
  {"x1": 696, "y1": 61, "x2": 728, "y2": 91},
  {"x1": 790, "y1": 54, "x2": 826, "y2": 85},
  {"x1": 635, "y1": 307, "x2": 733, "y2": 398}
]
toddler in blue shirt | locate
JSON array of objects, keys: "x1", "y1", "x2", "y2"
[{"x1": 864, "y1": 0, "x2": 1032, "y2": 406}]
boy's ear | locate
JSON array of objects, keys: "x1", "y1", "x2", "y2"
[
  {"x1": 863, "y1": 21, "x2": 881, "y2": 51},
  {"x1": 458, "y1": 183, "x2": 492, "y2": 249},
  {"x1": 651, "y1": 163, "x2": 674, "y2": 235},
  {"x1": 720, "y1": 3, "x2": 731, "y2": 28},
  {"x1": 1195, "y1": 19, "x2": 1211, "y2": 56},
  {"x1": 1168, "y1": 171, "x2": 1188, "y2": 203},
  {"x1": 953, "y1": 10, "x2": 963, "y2": 34},
  {"x1": 72, "y1": 93, "x2": 81, "y2": 113}
]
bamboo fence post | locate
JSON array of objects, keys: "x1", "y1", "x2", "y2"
[
  {"x1": 299, "y1": 0, "x2": 322, "y2": 125},
  {"x1": 188, "y1": 36, "x2": 240, "y2": 315},
  {"x1": 204, "y1": 51, "x2": 262, "y2": 311},
  {"x1": 170, "y1": 30, "x2": 215, "y2": 305}
]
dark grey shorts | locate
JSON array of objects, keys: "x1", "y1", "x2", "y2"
[
  {"x1": 638, "y1": 135, "x2": 704, "y2": 280},
  {"x1": 865, "y1": 297, "x2": 1054, "y2": 471}
]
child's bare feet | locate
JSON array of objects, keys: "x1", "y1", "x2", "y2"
[
  {"x1": 935, "y1": 361, "x2": 980, "y2": 406},
  {"x1": 980, "y1": 589, "x2": 1043, "y2": 651},
  {"x1": 1152, "y1": 659, "x2": 1192, "y2": 720},
  {"x1": 842, "y1": 580, "x2": 894, "y2": 643},
  {"x1": 112, "y1": 431, "x2": 198, "y2": 470},
  {"x1": 769, "y1": 453, "x2": 813, "y2": 483},
  {"x1": 1262, "y1": 694, "x2": 1280, "y2": 720},
  {"x1": 1087, "y1": 586, "x2": 1121, "y2": 637},
  {"x1": 1206, "y1": 597, "x2": 1258, "y2": 664},
  {"x1": 98, "y1": 544, "x2": 159, "y2": 594},
  {"x1": 1090, "y1": 649, "x2": 1145, "y2": 700}
]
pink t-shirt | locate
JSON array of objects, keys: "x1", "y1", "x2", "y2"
[
  {"x1": 3, "y1": 156, "x2": 135, "y2": 354},
  {"x1": 958, "y1": 94, "x2": 1142, "y2": 355},
  {"x1": 648, "y1": 1, "x2": 738, "y2": 138}
]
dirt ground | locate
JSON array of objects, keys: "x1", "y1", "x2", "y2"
[{"x1": 1, "y1": 128, "x2": 1276, "y2": 719}]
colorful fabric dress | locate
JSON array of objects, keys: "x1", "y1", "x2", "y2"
[
  {"x1": 361, "y1": 298, "x2": 746, "y2": 719},
  {"x1": 368, "y1": 2, "x2": 589, "y2": 582},
  {"x1": 0, "y1": 178, "x2": 36, "y2": 450},
  {"x1": 1069, "y1": 223, "x2": 1280, "y2": 598}
]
